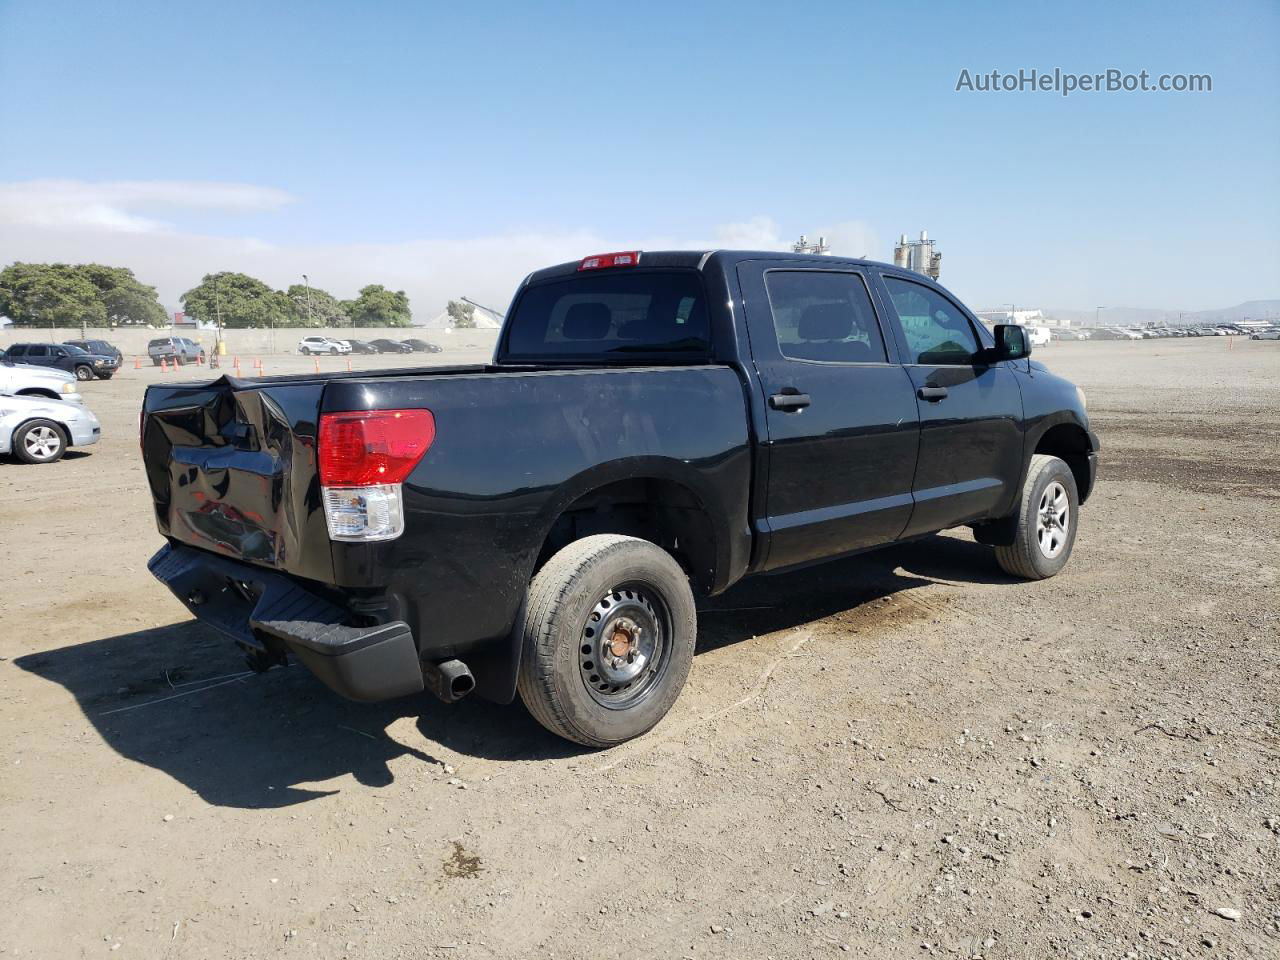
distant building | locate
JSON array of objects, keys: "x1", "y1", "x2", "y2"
[
  {"x1": 975, "y1": 308, "x2": 1064, "y2": 328},
  {"x1": 893, "y1": 231, "x2": 942, "y2": 280},
  {"x1": 791, "y1": 234, "x2": 831, "y2": 256}
]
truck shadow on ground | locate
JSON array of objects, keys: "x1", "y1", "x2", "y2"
[{"x1": 15, "y1": 534, "x2": 1009, "y2": 810}]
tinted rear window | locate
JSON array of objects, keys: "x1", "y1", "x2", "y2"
[
  {"x1": 149, "y1": 338, "x2": 171, "y2": 348},
  {"x1": 503, "y1": 271, "x2": 710, "y2": 361}
]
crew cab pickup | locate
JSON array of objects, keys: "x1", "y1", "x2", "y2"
[{"x1": 142, "y1": 250, "x2": 1099, "y2": 747}]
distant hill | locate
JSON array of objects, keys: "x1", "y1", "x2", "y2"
[{"x1": 1046, "y1": 300, "x2": 1280, "y2": 326}]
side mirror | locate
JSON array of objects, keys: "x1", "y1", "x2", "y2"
[{"x1": 993, "y1": 324, "x2": 1031, "y2": 361}]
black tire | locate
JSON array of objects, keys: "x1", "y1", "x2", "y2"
[
  {"x1": 330, "y1": 347, "x2": 338, "y2": 355},
  {"x1": 13, "y1": 419, "x2": 67, "y2": 464},
  {"x1": 73, "y1": 365, "x2": 93, "y2": 381},
  {"x1": 152, "y1": 358, "x2": 161, "y2": 366},
  {"x1": 517, "y1": 534, "x2": 697, "y2": 748},
  {"x1": 994, "y1": 454, "x2": 1079, "y2": 580}
]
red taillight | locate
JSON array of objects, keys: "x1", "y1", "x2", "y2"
[
  {"x1": 578, "y1": 250, "x2": 641, "y2": 271},
  {"x1": 318, "y1": 409, "x2": 435, "y2": 487}
]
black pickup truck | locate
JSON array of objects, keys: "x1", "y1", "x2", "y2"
[{"x1": 142, "y1": 250, "x2": 1098, "y2": 747}]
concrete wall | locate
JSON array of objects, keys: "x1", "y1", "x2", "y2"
[{"x1": 0, "y1": 326, "x2": 500, "y2": 358}]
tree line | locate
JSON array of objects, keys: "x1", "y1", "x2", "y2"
[{"x1": 0, "y1": 262, "x2": 414, "y2": 328}]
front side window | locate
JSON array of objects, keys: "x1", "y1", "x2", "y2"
[
  {"x1": 504, "y1": 270, "x2": 710, "y2": 361},
  {"x1": 764, "y1": 270, "x2": 888, "y2": 363},
  {"x1": 883, "y1": 276, "x2": 980, "y2": 365}
]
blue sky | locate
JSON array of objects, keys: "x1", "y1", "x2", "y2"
[{"x1": 1, "y1": 0, "x2": 1276, "y2": 314}]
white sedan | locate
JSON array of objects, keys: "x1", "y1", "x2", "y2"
[
  {"x1": 0, "y1": 360, "x2": 83, "y2": 404},
  {"x1": 0, "y1": 394, "x2": 101, "y2": 464}
]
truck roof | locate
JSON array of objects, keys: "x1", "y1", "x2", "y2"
[{"x1": 524, "y1": 250, "x2": 912, "y2": 285}]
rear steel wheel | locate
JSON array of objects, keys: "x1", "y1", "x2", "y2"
[
  {"x1": 579, "y1": 584, "x2": 671, "y2": 709},
  {"x1": 519, "y1": 535, "x2": 696, "y2": 747}
]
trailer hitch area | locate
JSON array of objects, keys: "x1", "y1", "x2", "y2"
[{"x1": 239, "y1": 640, "x2": 288, "y2": 674}]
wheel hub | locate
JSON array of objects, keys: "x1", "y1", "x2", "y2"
[
  {"x1": 1035, "y1": 480, "x2": 1070, "y2": 559},
  {"x1": 579, "y1": 586, "x2": 668, "y2": 708}
]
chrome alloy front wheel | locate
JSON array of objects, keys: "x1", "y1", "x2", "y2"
[
  {"x1": 579, "y1": 583, "x2": 670, "y2": 709},
  {"x1": 23, "y1": 425, "x2": 63, "y2": 461},
  {"x1": 1036, "y1": 480, "x2": 1070, "y2": 559}
]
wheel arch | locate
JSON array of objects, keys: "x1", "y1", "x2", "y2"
[
  {"x1": 1029, "y1": 419, "x2": 1095, "y2": 503},
  {"x1": 529, "y1": 457, "x2": 735, "y2": 597},
  {"x1": 12, "y1": 416, "x2": 69, "y2": 457}
]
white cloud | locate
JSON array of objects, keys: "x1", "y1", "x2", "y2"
[
  {"x1": 712, "y1": 215, "x2": 785, "y2": 249},
  {"x1": 0, "y1": 179, "x2": 884, "y2": 316},
  {"x1": 0, "y1": 179, "x2": 294, "y2": 234}
]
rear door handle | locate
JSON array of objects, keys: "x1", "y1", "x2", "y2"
[
  {"x1": 917, "y1": 386, "x2": 949, "y2": 402},
  {"x1": 769, "y1": 392, "x2": 812, "y2": 411}
]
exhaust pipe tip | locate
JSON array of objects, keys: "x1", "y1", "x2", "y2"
[{"x1": 423, "y1": 658, "x2": 475, "y2": 703}]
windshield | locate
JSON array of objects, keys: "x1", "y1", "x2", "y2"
[{"x1": 502, "y1": 270, "x2": 710, "y2": 362}]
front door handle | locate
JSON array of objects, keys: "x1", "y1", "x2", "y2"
[
  {"x1": 917, "y1": 386, "x2": 949, "y2": 402},
  {"x1": 769, "y1": 392, "x2": 812, "y2": 412}
]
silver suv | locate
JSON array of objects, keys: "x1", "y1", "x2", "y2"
[
  {"x1": 147, "y1": 336, "x2": 205, "y2": 366},
  {"x1": 298, "y1": 335, "x2": 351, "y2": 356}
]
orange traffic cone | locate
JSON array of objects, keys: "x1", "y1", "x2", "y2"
[
  {"x1": 160, "y1": 358, "x2": 169, "y2": 373},
  {"x1": 134, "y1": 357, "x2": 141, "y2": 370},
  {"x1": 314, "y1": 357, "x2": 321, "y2": 373},
  {"x1": 345, "y1": 357, "x2": 352, "y2": 372}
]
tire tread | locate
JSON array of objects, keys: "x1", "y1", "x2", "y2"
[
  {"x1": 994, "y1": 453, "x2": 1070, "y2": 580},
  {"x1": 517, "y1": 534, "x2": 686, "y2": 747}
]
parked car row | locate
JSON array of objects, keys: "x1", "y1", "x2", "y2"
[
  {"x1": 0, "y1": 359, "x2": 100, "y2": 464},
  {"x1": 0, "y1": 342, "x2": 121, "y2": 380},
  {"x1": 298, "y1": 336, "x2": 442, "y2": 355},
  {"x1": 998, "y1": 322, "x2": 1279, "y2": 343}
]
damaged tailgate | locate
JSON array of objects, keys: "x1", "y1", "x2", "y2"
[{"x1": 140, "y1": 374, "x2": 335, "y2": 584}]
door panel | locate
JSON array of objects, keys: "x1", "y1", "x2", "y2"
[
  {"x1": 875, "y1": 272, "x2": 1025, "y2": 535},
  {"x1": 899, "y1": 363, "x2": 1023, "y2": 534},
  {"x1": 737, "y1": 262, "x2": 921, "y2": 570}
]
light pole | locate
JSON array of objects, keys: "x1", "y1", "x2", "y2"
[
  {"x1": 1095, "y1": 306, "x2": 1104, "y2": 329},
  {"x1": 213, "y1": 273, "x2": 224, "y2": 349},
  {"x1": 302, "y1": 274, "x2": 314, "y2": 328}
]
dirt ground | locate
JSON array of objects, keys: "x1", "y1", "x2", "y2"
[{"x1": 2, "y1": 337, "x2": 1277, "y2": 960}]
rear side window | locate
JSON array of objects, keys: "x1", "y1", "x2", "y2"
[
  {"x1": 8, "y1": 344, "x2": 27, "y2": 357},
  {"x1": 883, "y1": 277, "x2": 980, "y2": 365},
  {"x1": 764, "y1": 271, "x2": 888, "y2": 363},
  {"x1": 503, "y1": 271, "x2": 710, "y2": 361}
]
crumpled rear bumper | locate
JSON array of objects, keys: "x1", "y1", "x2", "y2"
[{"x1": 148, "y1": 543, "x2": 424, "y2": 701}]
